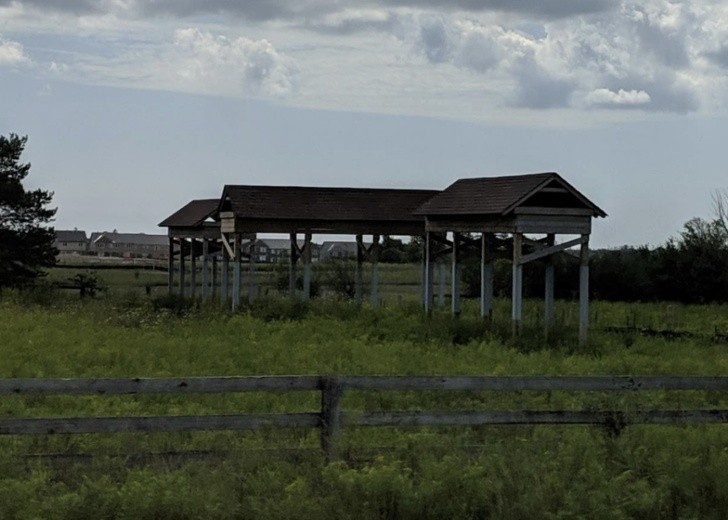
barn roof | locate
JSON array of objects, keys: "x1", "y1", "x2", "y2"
[
  {"x1": 414, "y1": 172, "x2": 606, "y2": 217},
  {"x1": 158, "y1": 199, "x2": 220, "y2": 228},
  {"x1": 220, "y1": 185, "x2": 439, "y2": 222}
]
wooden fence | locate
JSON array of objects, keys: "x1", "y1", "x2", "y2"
[{"x1": 1, "y1": 375, "x2": 726, "y2": 459}]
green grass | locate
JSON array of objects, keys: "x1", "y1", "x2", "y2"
[{"x1": 0, "y1": 293, "x2": 726, "y2": 519}]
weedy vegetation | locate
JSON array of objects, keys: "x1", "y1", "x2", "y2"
[{"x1": 0, "y1": 273, "x2": 726, "y2": 519}]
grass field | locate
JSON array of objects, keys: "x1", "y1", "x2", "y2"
[{"x1": 0, "y1": 281, "x2": 726, "y2": 519}]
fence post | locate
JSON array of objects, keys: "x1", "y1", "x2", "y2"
[{"x1": 320, "y1": 376, "x2": 343, "y2": 461}]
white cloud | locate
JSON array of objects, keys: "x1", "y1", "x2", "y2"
[
  {"x1": 3, "y1": 0, "x2": 728, "y2": 121},
  {"x1": 171, "y1": 28, "x2": 297, "y2": 97},
  {"x1": 585, "y1": 88, "x2": 651, "y2": 106},
  {"x1": 0, "y1": 36, "x2": 29, "y2": 65}
]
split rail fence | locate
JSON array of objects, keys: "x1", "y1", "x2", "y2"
[{"x1": 1, "y1": 375, "x2": 726, "y2": 459}]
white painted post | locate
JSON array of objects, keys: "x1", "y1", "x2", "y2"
[
  {"x1": 451, "y1": 232, "x2": 461, "y2": 316},
  {"x1": 424, "y1": 231, "x2": 432, "y2": 313},
  {"x1": 211, "y1": 253, "x2": 218, "y2": 299},
  {"x1": 202, "y1": 238, "x2": 209, "y2": 300},
  {"x1": 481, "y1": 233, "x2": 494, "y2": 320},
  {"x1": 289, "y1": 233, "x2": 298, "y2": 298},
  {"x1": 579, "y1": 234, "x2": 590, "y2": 346},
  {"x1": 178, "y1": 239, "x2": 186, "y2": 297},
  {"x1": 220, "y1": 241, "x2": 229, "y2": 304},
  {"x1": 167, "y1": 237, "x2": 174, "y2": 295},
  {"x1": 370, "y1": 235, "x2": 380, "y2": 307},
  {"x1": 512, "y1": 232, "x2": 523, "y2": 336},
  {"x1": 232, "y1": 233, "x2": 241, "y2": 311},
  {"x1": 437, "y1": 262, "x2": 446, "y2": 308},
  {"x1": 355, "y1": 234, "x2": 364, "y2": 304},
  {"x1": 544, "y1": 233, "x2": 555, "y2": 338},
  {"x1": 189, "y1": 239, "x2": 197, "y2": 299},
  {"x1": 303, "y1": 233, "x2": 312, "y2": 301},
  {"x1": 248, "y1": 235, "x2": 257, "y2": 303}
]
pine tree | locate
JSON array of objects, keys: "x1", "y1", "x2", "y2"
[{"x1": 0, "y1": 134, "x2": 57, "y2": 288}]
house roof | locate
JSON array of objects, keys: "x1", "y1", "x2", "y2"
[
  {"x1": 220, "y1": 185, "x2": 439, "y2": 222},
  {"x1": 158, "y1": 199, "x2": 220, "y2": 228},
  {"x1": 414, "y1": 172, "x2": 607, "y2": 217},
  {"x1": 90, "y1": 232, "x2": 168, "y2": 246},
  {"x1": 55, "y1": 230, "x2": 87, "y2": 242}
]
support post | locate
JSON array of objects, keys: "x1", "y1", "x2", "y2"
[
  {"x1": 178, "y1": 239, "x2": 186, "y2": 297},
  {"x1": 451, "y1": 232, "x2": 461, "y2": 316},
  {"x1": 544, "y1": 233, "x2": 555, "y2": 338},
  {"x1": 424, "y1": 232, "x2": 432, "y2": 313},
  {"x1": 220, "y1": 243, "x2": 229, "y2": 304},
  {"x1": 248, "y1": 236, "x2": 257, "y2": 303},
  {"x1": 512, "y1": 232, "x2": 523, "y2": 336},
  {"x1": 189, "y1": 238, "x2": 197, "y2": 299},
  {"x1": 437, "y1": 262, "x2": 446, "y2": 308},
  {"x1": 232, "y1": 233, "x2": 241, "y2": 311},
  {"x1": 289, "y1": 233, "x2": 298, "y2": 298},
  {"x1": 481, "y1": 233, "x2": 494, "y2": 320},
  {"x1": 355, "y1": 235, "x2": 364, "y2": 304},
  {"x1": 211, "y1": 253, "x2": 218, "y2": 300},
  {"x1": 579, "y1": 234, "x2": 590, "y2": 346},
  {"x1": 202, "y1": 239, "x2": 209, "y2": 300},
  {"x1": 303, "y1": 233, "x2": 312, "y2": 301},
  {"x1": 370, "y1": 235, "x2": 380, "y2": 307},
  {"x1": 320, "y1": 376, "x2": 343, "y2": 462},
  {"x1": 167, "y1": 237, "x2": 174, "y2": 295}
]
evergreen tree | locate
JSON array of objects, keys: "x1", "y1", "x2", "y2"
[{"x1": 0, "y1": 134, "x2": 57, "y2": 288}]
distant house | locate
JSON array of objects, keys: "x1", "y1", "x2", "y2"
[
  {"x1": 243, "y1": 238, "x2": 321, "y2": 263},
  {"x1": 54, "y1": 229, "x2": 88, "y2": 255},
  {"x1": 319, "y1": 241, "x2": 368, "y2": 261},
  {"x1": 89, "y1": 231, "x2": 168, "y2": 259}
]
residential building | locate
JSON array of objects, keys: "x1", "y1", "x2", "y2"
[
  {"x1": 243, "y1": 238, "x2": 321, "y2": 263},
  {"x1": 89, "y1": 231, "x2": 169, "y2": 259},
  {"x1": 319, "y1": 241, "x2": 368, "y2": 261},
  {"x1": 54, "y1": 229, "x2": 88, "y2": 255}
]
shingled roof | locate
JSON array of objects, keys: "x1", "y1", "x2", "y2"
[
  {"x1": 220, "y1": 185, "x2": 439, "y2": 222},
  {"x1": 55, "y1": 230, "x2": 87, "y2": 242},
  {"x1": 158, "y1": 199, "x2": 220, "y2": 228},
  {"x1": 414, "y1": 172, "x2": 606, "y2": 217}
]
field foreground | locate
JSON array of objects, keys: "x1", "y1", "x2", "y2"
[{"x1": 0, "y1": 295, "x2": 726, "y2": 519}]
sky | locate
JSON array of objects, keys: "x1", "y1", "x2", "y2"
[{"x1": 1, "y1": 0, "x2": 727, "y2": 248}]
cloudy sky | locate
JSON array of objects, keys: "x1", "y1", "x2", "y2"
[{"x1": 1, "y1": 0, "x2": 727, "y2": 247}]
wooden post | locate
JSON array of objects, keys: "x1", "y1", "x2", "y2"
[
  {"x1": 424, "y1": 231, "x2": 432, "y2": 313},
  {"x1": 437, "y1": 262, "x2": 446, "y2": 308},
  {"x1": 178, "y1": 239, "x2": 186, "y2": 297},
  {"x1": 211, "y1": 252, "x2": 218, "y2": 299},
  {"x1": 289, "y1": 233, "x2": 298, "y2": 298},
  {"x1": 220, "y1": 243, "x2": 229, "y2": 304},
  {"x1": 167, "y1": 237, "x2": 174, "y2": 295},
  {"x1": 512, "y1": 232, "x2": 523, "y2": 336},
  {"x1": 189, "y1": 238, "x2": 197, "y2": 299},
  {"x1": 320, "y1": 376, "x2": 343, "y2": 461},
  {"x1": 248, "y1": 236, "x2": 257, "y2": 303},
  {"x1": 232, "y1": 233, "x2": 241, "y2": 311},
  {"x1": 303, "y1": 233, "x2": 312, "y2": 301},
  {"x1": 480, "y1": 233, "x2": 494, "y2": 320},
  {"x1": 451, "y1": 232, "x2": 461, "y2": 316},
  {"x1": 355, "y1": 235, "x2": 364, "y2": 304},
  {"x1": 370, "y1": 235, "x2": 380, "y2": 307},
  {"x1": 544, "y1": 233, "x2": 555, "y2": 338},
  {"x1": 202, "y1": 238, "x2": 209, "y2": 300},
  {"x1": 579, "y1": 234, "x2": 590, "y2": 346}
]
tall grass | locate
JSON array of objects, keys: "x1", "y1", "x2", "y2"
[{"x1": 0, "y1": 294, "x2": 725, "y2": 519}]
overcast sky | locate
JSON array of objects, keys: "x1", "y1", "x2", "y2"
[{"x1": 1, "y1": 0, "x2": 727, "y2": 247}]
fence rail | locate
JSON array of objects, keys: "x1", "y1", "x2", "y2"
[{"x1": 1, "y1": 375, "x2": 726, "y2": 459}]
